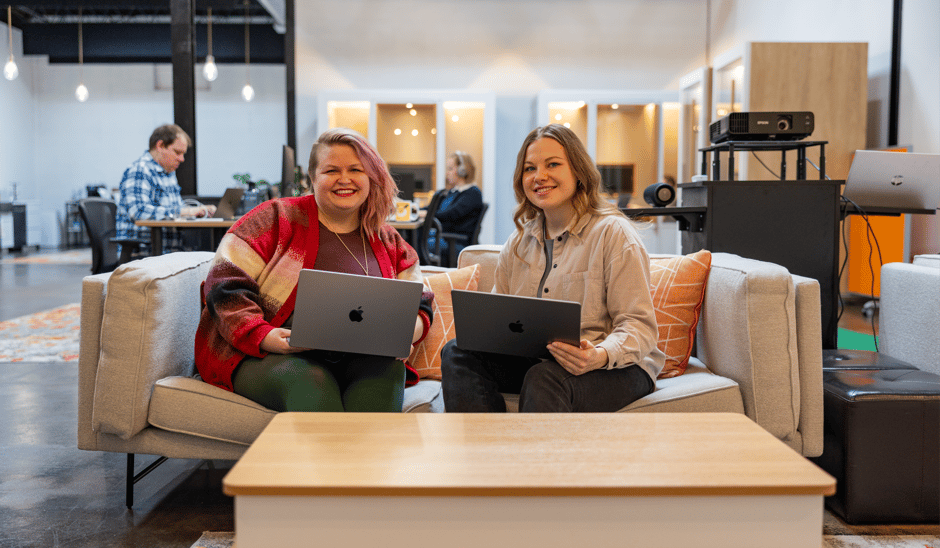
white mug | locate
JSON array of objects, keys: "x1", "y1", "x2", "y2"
[{"x1": 394, "y1": 200, "x2": 419, "y2": 222}]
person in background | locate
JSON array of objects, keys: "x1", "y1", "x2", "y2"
[
  {"x1": 440, "y1": 124, "x2": 664, "y2": 412},
  {"x1": 427, "y1": 150, "x2": 483, "y2": 258},
  {"x1": 115, "y1": 124, "x2": 215, "y2": 251},
  {"x1": 195, "y1": 128, "x2": 434, "y2": 412}
]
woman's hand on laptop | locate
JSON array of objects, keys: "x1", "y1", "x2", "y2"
[
  {"x1": 547, "y1": 339, "x2": 609, "y2": 375},
  {"x1": 261, "y1": 328, "x2": 308, "y2": 354}
]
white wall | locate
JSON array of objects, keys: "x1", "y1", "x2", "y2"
[{"x1": 0, "y1": 22, "x2": 34, "y2": 204}]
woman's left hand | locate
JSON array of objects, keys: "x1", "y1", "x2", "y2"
[{"x1": 547, "y1": 339, "x2": 609, "y2": 376}]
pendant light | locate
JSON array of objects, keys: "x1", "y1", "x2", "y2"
[
  {"x1": 241, "y1": 1, "x2": 253, "y2": 101},
  {"x1": 202, "y1": 7, "x2": 218, "y2": 81},
  {"x1": 75, "y1": 8, "x2": 88, "y2": 102},
  {"x1": 3, "y1": 6, "x2": 18, "y2": 81}
]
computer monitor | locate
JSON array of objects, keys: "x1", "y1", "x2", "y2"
[{"x1": 281, "y1": 145, "x2": 297, "y2": 197}]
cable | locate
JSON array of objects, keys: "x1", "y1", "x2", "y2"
[
  {"x1": 749, "y1": 151, "x2": 780, "y2": 179},
  {"x1": 841, "y1": 196, "x2": 883, "y2": 351},
  {"x1": 806, "y1": 158, "x2": 831, "y2": 180}
]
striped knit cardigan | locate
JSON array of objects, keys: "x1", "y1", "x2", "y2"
[{"x1": 195, "y1": 195, "x2": 434, "y2": 391}]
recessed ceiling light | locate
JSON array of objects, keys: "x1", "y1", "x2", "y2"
[
  {"x1": 394, "y1": 128, "x2": 402, "y2": 135},
  {"x1": 411, "y1": 129, "x2": 419, "y2": 136}
]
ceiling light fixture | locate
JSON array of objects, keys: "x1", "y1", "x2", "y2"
[
  {"x1": 75, "y1": 8, "x2": 88, "y2": 102},
  {"x1": 4, "y1": 6, "x2": 18, "y2": 80},
  {"x1": 241, "y1": 1, "x2": 253, "y2": 101},
  {"x1": 203, "y1": 7, "x2": 218, "y2": 82}
]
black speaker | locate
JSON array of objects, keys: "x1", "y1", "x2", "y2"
[{"x1": 643, "y1": 183, "x2": 676, "y2": 207}]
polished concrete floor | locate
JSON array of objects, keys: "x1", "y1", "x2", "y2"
[
  {"x1": 0, "y1": 247, "x2": 909, "y2": 547},
  {"x1": 0, "y1": 251, "x2": 233, "y2": 548}
]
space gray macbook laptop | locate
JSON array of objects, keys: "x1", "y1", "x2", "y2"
[
  {"x1": 843, "y1": 150, "x2": 939, "y2": 211},
  {"x1": 289, "y1": 269, "x2": 424, "y2": 357},
  {"x1": 213, "y1": 187, "x2": 246, "y2": 220},
  {"x1": 451, "y1": 290, "x2": 581, "y2": 359}
]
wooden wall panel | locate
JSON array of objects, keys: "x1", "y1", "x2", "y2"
[{"x1": 747, "y1": 42, "x2": 868, "y2": 182}]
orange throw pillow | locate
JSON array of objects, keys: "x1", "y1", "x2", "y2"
[
  {"x1": 409, "y1": 264, "x2": 481, "y2": 379},
  {"x1": 649, "y1": 250, "x2": 712, "y2": 378}
]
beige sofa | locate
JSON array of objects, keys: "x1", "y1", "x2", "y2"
[
  {"x1": 78, "y1": 246, "x2": 824, "y2": 506},
  {"x1": 879, "y1": 254, "x2": 940, "y2": 375}
]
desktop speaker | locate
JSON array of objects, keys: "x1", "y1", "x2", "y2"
[{"x1": 644, "y1": 183, "x2": 676, "y2": 207}]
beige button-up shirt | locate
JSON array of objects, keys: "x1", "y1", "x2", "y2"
[{"x1": 494, "y1": 212, "x2": 665, "y2": 382}]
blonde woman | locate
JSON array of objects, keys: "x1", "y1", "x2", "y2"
[{"x1": 441, "y1": 124, "x2": 663, "y2": 412}]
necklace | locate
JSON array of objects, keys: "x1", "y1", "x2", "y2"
[{"x1": 323, "y1": 221, "x2": 369, "y2": 276}]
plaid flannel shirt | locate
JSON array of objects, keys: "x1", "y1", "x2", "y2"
[{"x1": 115, "y1": 151, "x2": 184, "y2": 250}]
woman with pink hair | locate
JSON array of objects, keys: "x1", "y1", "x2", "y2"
[{"x1": 195, "y1": 128, "x2": 434, "y2": 412}]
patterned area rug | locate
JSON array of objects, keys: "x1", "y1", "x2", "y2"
[
  {"x1": 0, "y1": 249, "x2": 91, "y2": 265},
  {"x1": 191, "y1": 532, "x2": 234, "y2": 548},
  {"x1": 0, "y1": 303, "x2": 81, "y2": 362}
]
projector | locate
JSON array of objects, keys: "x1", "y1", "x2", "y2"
[{"x1": 709, "y1": 111, "x2": 814, "y2": 143}]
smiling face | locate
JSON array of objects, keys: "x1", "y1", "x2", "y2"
[
  {"x1": 522, "y1": 137, "x2": 577, "y2": 221},
  {"x1": 312, "y1": 144, "x2": 371, "y2": 224},
  {"x1": 152, "y1": 137, "x2": 187, "y2": 173}
]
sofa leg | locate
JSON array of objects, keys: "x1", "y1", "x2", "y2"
[{"x1": 125, "y1": 453, "x2": 169, "y2": 508}]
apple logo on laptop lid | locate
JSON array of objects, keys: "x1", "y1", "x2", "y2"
[{"x1": 349, "y1": 306, "x2": 364, "y2": 322}]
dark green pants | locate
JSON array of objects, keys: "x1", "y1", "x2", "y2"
[{"x1": 233, "y1": 350, "x2": 405, "y2": 412}]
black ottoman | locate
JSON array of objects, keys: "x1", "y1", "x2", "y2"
[{"x1": 814, "y1": 362, "x2": 940, "y2": 524}]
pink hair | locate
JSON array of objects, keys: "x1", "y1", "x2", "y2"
[{"x1": 307, "y1": 128, "x2": 398, "y2": 236}]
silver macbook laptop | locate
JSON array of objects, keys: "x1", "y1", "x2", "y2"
[
  {"x1": 843, "y1": 150, "x2": 939, "y2": 211},
  {"x1": 451, "y1": 290, "x2": 581, "y2": 359},
  {"x1": 213, "y1": 187, "x2": 246, "y2": 220},
  {"x1": 289, "y1": 269, "x2": 424, "y2": 357}
]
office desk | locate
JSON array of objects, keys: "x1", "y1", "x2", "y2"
[
  {"x1": 388, "y1": 217, "x2": 424, "y2": 249},
  {"x1": 137, "y1": 218, "x2": 426, "y2": 257},
  {"x1": 135, "y1": 218, "x2": 236, "y2": 256}
]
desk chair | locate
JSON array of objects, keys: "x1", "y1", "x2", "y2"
[
  {"x1": 440, "y1": 202, "x2": 488, "y2": 268},
  {"x1": 78, "y1": 198, "x2": 145, "y2": 274},
  {"x1": 417, "y1": 190, "x2": 446, "y2": 266}
]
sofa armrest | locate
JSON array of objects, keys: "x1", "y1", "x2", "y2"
[
  {"x1": 880, "y1": 261, "x2": 940, "y2": 374},
  {"x1": 695, "y1": 253, "x2": 801, "y2": 446},
  {"x1": 790, "y1": 274, "x2": 824, "y2": 457},
  {"x1": 77, "y1": 272, "x2": 113, "y2": 451}
]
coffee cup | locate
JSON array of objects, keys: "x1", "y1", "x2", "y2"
[{"x1": 394, "y1": 200, "x2": 419, "y2": 222}]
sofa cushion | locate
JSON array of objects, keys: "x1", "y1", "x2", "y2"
[
  {"x1": 649, "y1": 250, "x2": 712, "y2": 378},
  {"x1": 149, "y1": 376, "x2": 276, "y2": 445},
  {"x1": 92, "y1": 252, "x2": 215, "y2": 440},
  {"x1": 501, "y1": 359, "x2": 743, "y2": 414},
  {"x1": 410, "y1": 265, "x2": 481, "y2": 379}
]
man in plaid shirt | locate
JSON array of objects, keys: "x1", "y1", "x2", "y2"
[{"x1": 115, "y1": 124, "x2": 214, "y2": 251}]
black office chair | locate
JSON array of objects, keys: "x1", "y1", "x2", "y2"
[
  {"x1": 78, "y1": 198, "x2": 145, "y2": 274},
  {"x1": 440, "y1": 202, "x2": 488, "y2": 268},
  {"x1": 417, "y1": 190, "x2": 446, "y2": 266}
]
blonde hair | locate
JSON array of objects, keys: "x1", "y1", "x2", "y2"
[
  {"x1": 510, "y1": 124, "x2": 622, "y2": 249},
  {"x1": 307, "y1": 128, "x2": 398, "y2": 236}
]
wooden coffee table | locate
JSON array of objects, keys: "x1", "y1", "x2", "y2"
[{"x1": 223, "y1": 412, "x2": 834, "y2": 548}]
